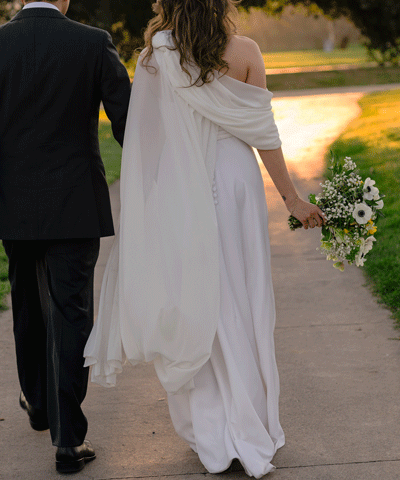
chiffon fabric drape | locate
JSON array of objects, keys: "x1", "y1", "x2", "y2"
[{"x1": 84, "y1": 30, "x2": 284, "y2": 476}]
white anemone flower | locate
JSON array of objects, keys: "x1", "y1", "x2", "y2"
[
  {"x1": 364, "y1": 236, "x2": 376, "y2": 253},
  {"x1": 355, "y1": 236, "x2": 376, "y2": 267},
  {"x1": 355, "y1": 252, "x2": 366, "y2": 267},
  {"x1": 375, "y1": 199, "x2": 384, "y2": 210},
  {"x1": 352, "y1": 203, "x2": 373, "y2": 224},
  {"x1": 363, "y1": 177, "x2": 379, "y2": 200}
]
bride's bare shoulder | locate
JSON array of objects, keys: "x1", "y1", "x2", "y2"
[
  {"x1": 228, "y1": 34, "x2": 262, "y2": 52},
  {"x1": 224, "y1": 35, "x2": 266, "y2": 87}
]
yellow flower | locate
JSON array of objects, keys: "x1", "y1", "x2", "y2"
[
  {"x1": 368, "y1": 226, "x2": 377, "y2": 235},
  {"x1": 343, "y1": 228, "x2": 349, "y2": 234},
  {"x1": 367, "y1": 219, "x2": 374, "y2": 226}
]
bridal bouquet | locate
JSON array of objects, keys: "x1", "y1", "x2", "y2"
[{"x1": 288, "y1": 156, "x2": 384, "y2": 271}]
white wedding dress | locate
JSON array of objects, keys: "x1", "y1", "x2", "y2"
[{"x1": 84, "y1": 31, "x2": 285, "y2": 478}]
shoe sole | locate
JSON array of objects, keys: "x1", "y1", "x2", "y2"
[{"x1": 56, "y1": 455, "x2": 96, "y2": 474}]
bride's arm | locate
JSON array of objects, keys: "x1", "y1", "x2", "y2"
[
  {"x1": 257, "y1": 147, "x2": 325, "y2": 228},
  {"x1": 239, "y1": 37, "x2": 325, "y2": 228}
]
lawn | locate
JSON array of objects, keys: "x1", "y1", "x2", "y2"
[
  {"x1": 266, "y1": 66, "x2": 400, "y2": 92},
  {"x1": 328, "y1": 89, "x2": 400, "y2": 324},
  {"x1": 264, "y1": 44, "x2": 400, "y2": 91},
  {"x1": 125, "y1": 45, "x2": 400, "y2": 91},
  {"x1": 98, "y1": 112, "x2": 123, "y2": 184},
  {"x1": 127, "y1": 44, "x2": 370, "y2": 78},
  {"x1": 0, "y1": 117, "x2": 121, "y2": 310},
  {"x1": 263, "y1": 44, "x2": 370, "y2": 69}
]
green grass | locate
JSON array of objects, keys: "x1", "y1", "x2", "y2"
[
  {"x1": 328, "y1": 89, "x2": 400, "y2": 324},
  {"x1": 0, "y1": 248, "x2": 9, "y2": 310},
  {"x1": 99, "y1": 115, "x2": 123, "y2": 184},
  {"x1": 0, "y1": 117, "x2": 122, "y2": 310},
  {"x1": 263, "y1": 44, "x2": 369, "y2": 69},
  {"x1": 124, "y1": 46, "x2": 400, "y2": 93},
  {"x1": 127, "y1": 45, "x2": 370, "y2": 79},
  {"x1": 128, "y1": 44, "x2": 369, "y2": 72},
  {"x1": 267, "y1": 66, "x2": 400, "y2": 91},
  {"x1": 124, "y1": 55, "x2": 138, "y2": 80}
]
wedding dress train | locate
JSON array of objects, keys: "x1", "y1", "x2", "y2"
[{"x1": 84, "y1": 31, "x2": 285, "y2": 477}]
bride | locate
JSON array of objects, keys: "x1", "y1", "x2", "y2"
[{"x1": 84, "y1": 0, "x2": 325, "y2": 477}]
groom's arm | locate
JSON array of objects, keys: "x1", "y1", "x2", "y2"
[{"x1": 100, "y1": 32, "x2": 132, "y2": 147}]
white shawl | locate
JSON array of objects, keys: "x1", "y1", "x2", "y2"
[{"x1": 84, "y1": 31, "x2": 281, "y2": 394}]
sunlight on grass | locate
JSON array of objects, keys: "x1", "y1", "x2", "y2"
[
  {"x1": 329, "y1": 89, "x2": 400, "y2": 324},
  {"x1": 267, "y1": 66, "x2": 400, "y2": 92},
  {"x1": 99, "y1": 117, "x2": 122, "y2": 185},
  {"x1": 263, "y1": 44, "x2": 369, "y2": 69},
  {"x1": 123, "y1": 45, "x2": 370, "y2": 78}
]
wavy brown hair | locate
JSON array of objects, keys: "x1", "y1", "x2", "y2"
[{"x1": 142, "y1": 0, "x2": 239, "y2": 86}]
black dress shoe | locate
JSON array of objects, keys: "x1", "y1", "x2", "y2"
[
  {"x1": 56, "y1": 440, "x2": 96, "y2": 474},
  {"x1": 19, "y1": 392, "x2": 49, "y2": 431}
]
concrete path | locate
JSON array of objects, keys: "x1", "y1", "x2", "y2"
[
  {"x1": 1, "y1": 86, "x2": 400, "y2": 480},
  {"x1": 271, "y1": 91, "x2": 364, "y2": 180}
]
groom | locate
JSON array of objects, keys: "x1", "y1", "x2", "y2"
[{"x1": 0, "y1": 0, "x2": 131, "y2": 474}]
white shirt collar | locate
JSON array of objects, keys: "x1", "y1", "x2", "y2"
[{"x1": 23, "y1": 2, "x2": 60, "y2": 11}]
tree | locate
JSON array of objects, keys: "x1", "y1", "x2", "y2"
[
  {"x1": 0, "y1": 0, "x2": 152, "y2": 61},
  {"x1": 3, "y1": 1, "x2": 399, "y2": 65},
  {"x1": 67, "y1": 0, "x2": 153, "y2": 61},
  {"x1": 241, "y1": 0, "x2": 400, "y2": 65},
  {"x1": 0, "y1": 1, "x2": 21, "y2": 24}
]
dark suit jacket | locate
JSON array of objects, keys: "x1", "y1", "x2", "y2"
[{"x1": 0, "y1": 8, "x2": 131, "y2": 239}]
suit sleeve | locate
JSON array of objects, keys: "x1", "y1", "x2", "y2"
[{"x1": 100, "y1": 32, "x2": 131, "y2": 147}]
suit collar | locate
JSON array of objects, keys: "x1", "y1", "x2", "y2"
[
  {"x1": 10, "y1": 8, "x2": 66, "y2": 22},
  {"x1": 23, "y1": 2, "x2": 60, "y2": 11}
]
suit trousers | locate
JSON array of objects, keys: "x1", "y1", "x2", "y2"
[{"x1": 3, "y1": 238, "x2": 100, "y2": 447}]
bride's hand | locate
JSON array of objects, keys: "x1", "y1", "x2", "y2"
[{"x1": 286, "y1": 196, "x2": 326, "y2": 229}]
